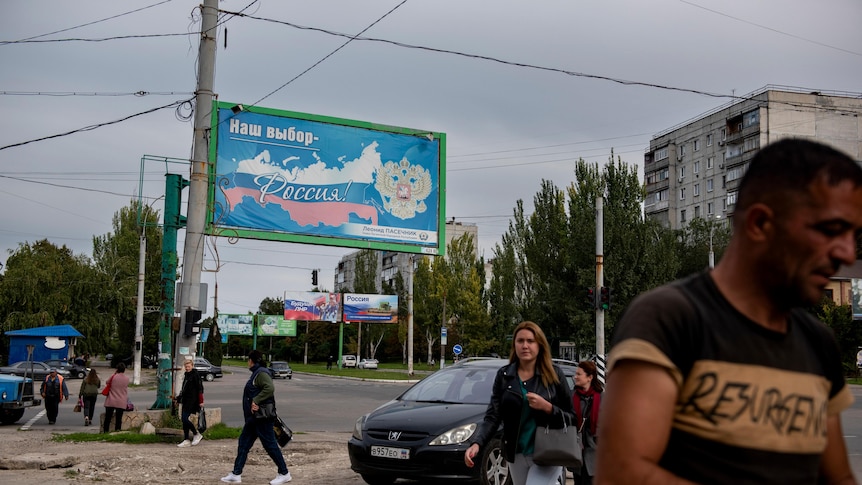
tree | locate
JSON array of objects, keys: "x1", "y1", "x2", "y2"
[
  {"x1": 92, "y1": 200, "x2": 163, "y2": 359},
  {"x1": 0, "y1": 239, "x2": 108, "y2": 356}
]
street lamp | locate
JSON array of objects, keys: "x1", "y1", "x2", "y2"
[{"x1": 708, "y1": 214, "x2": 723, "y2": 269}]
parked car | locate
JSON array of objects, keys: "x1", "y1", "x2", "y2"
[
  {"x1": 107, "y1": 354, "x2": 157, "y2": 369},
  {"x1": 348, "y1": 357, "x2": 564, "y2": 485},
  {"x1": 341, "y1": 355, "x2": 357, "y2": 368},
  {"x1": 194, "y1": 357, "x2": 223, "y2": 381},
  {"x1": 269, "y1": 361, "x2": 293, "y2": 380},
  {"x1": 357, "y1": 359, "x2": 379, "y2": 370},
  {"x1": 0, "y1": 361, "x2": 70, "y2": 381},
  {"x1": 43, "y1": 359, "x2": 90, "y2": 379}
]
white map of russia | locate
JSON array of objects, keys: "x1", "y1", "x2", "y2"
[{"x1": 221, "y1": 142, "x2": 385, "y2": 227}]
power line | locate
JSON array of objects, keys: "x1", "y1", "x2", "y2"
[
  {"x1": 0, "y1": 91, "x2": 193, "y2": 97},
  {"x1": 0, "y1": 97, "x2": 194, "y2": 152},
  {"x1": 678, "y1": 0, "x2": 862, "y2": 57}
]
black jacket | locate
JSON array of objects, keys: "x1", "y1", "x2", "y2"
[{"x1": 470, "y1": 362, "x2": 575, "y2": 463}]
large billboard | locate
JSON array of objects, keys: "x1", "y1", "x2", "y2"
[
  {"x1": 208, "y1": 102, "x2": 447, "y2": 255},
  {"x1": 259, "y1": 315, "x2": 298, "y2": 337},
  {"x1": 284, "y1": 291, "x2": 342, "y2": 323},
  {"x1": 217, "y1": 314, "x2": 254, "y2": 336},
  {"x1": 343, "y1": 293, "x2": 398, "y2": 323}
]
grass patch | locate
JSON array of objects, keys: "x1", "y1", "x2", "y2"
[
  {"x1": 847, "y1": 377, "x2": 862, "y2": 385},
  {"x1": 223, "y1": 358, "x2": 430, "y2": 380},
  {"x1": 51, "y1": 422, "x2": 242, "y2": 444}
]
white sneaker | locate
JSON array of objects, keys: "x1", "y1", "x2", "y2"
[
  {"x1": 177, "y1": 440, "x2": 191, "y2": 448},
  {"x1": 221, "y1": 473, "x2": 242, "y2": 483},
  {"x1": 270, "y1": 472, "x2": 292, "y2": 485},
  {"x1": 191, "y1": 433, "x2": 203, "y2": 446}
]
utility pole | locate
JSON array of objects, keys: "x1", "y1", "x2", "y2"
[
  {"x1": 175, "y1": 0, "x2": 217, "y2": 398},
  {"x1": 407, "y1": 255, "x2": 414, "y2": 376},
  {"x1": 595, "y1": 197, "x2": 605, "y2": 357},
  {"x1": 133, "y1": 231, "x2": 146, "y2": 385}
]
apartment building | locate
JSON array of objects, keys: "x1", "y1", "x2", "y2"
[
  {"x1": 643, "y1": 86, "x2": 862, "y2": 229},
  {"x1": 333, "y1": 220, "x2": 479, "y2": 292}
]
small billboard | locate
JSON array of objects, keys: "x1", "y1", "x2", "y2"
[
  {"x1": 259, "y1": 315, "x2": 298, "y2": 337},
  {"x1": 217, "y1": 314, "x2": 254, "y2": 335},
  {"x1": 853, "y1": 278, "x2": 862, "y2": 320},
  {"x1": 208, "y1": 102, "x2": 446, "y2": 255},
  {"x1": 343, "y1": 293, "x2": 398, "y2": 323},
  {"x1": 284, "y1": 291, "x2": 342, "y2": 322}
]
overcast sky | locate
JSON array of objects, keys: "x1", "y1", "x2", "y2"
[{"x1": 2, "y1": 0, "x2": 861, "y2": 317}]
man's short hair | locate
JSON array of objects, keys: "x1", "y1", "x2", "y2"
[
  {"x1": 248, "y1": 349, "x2": 264, "y2": 364},
  {"x1": 736, "y1": 138, "x2": 862, "y2": 217},
  {"x1": 49, "y1": 368, "x2": 57, "y2": 373}
]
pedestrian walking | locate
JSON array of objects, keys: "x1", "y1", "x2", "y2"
[
  {"x1": 464, "y1": 321, "x2": 574, "y2": 485},
  {"x1": 103, "y1": 363, "x2": 130, "y2": 433},
  {"x1": 40, "y1": 368, "x2": 69, "y2": 425},
  {"x1": 79, "y1": 369, "x2": 101, "y2": 426},
  {"x1": 597, "y1": 138, "x2": 862, "y2": 484},
  {"x1": 176, "y1": 356, "x2": 204, "y2": 447},
  {"x1": 222, "y1": 350, "x2": 291, "y2": 484}
]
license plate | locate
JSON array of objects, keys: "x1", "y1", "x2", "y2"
[{"x1": 371, "y1": 446, "x2": 410, "y2": 460}]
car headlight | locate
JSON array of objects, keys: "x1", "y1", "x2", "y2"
[
  {"x1": 429, "y1": 423, "x2": 477, "y2": 446},
  {"x1": 1, "y1": 391, "x2": 6, "y2": 400},
  {"x1": 353, "y1": 415, "x2": 366, "y2": 440}
]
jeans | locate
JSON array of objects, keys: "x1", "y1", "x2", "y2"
[
  {"x1": 103, "y1": 407, "x2": 125, "y2": 432},
  {"x1": 508, "y1": 453, "x2": 563, "y2": 485},
  {"x1": 231, "y1": 418, "x2": 288, "y2": 476},
  {"x1": 82, "y1": 395, "x2": 97, "y2": 421},
  {"x1": 181, "y1": 410, "x2": 198, "y2": 440}
]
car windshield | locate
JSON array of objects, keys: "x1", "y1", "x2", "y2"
[
  {"x1": 272, "y1": 363, "x2": 289, "y2": 369},
  {"x1": 400, "y1": 365, "x2": 495, "y2": 405}
]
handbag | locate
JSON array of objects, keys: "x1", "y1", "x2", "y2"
[
  {"x1": 197, "y1": 407, "x2": 208, "y2": 433},
  {"x1": 273, "y1": 414, "x2": 293, "y2": 447},
  {"x1": 253, "y1": 402, "x2": 277, "y2": 420},
  {"x1": 126, "y1": 398, "x2": 135, "y2": 411},
  {"x1": 532, "y1": 414, "x2": 584, "y2": 468},
  {"x1": 73, "y1": 397, "x2": 83, "y2": 413},
  {"x1": 101, "y1": 375, "x2": 113, "y2": 396}
]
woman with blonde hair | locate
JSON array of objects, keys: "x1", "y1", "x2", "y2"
[{"x1": 464, "y1": 321, "x2": 575, "y2": 485}]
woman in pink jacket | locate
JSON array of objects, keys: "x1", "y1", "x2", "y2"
[{"x1": 103, "y1": 363, "x2": 130, "y2": 433}]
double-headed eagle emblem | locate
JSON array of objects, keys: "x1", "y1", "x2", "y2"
[{"x1": 374, "y1": 158, "x2": 432, "y2": 220}]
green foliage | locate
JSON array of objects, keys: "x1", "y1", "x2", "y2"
[{"x1": 810, "y1": 299, "x2": 862, "y2": 374}]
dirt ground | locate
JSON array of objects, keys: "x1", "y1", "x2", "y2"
[{"x1": 0, "y1": 428, "x2": 363, "y2": 484}]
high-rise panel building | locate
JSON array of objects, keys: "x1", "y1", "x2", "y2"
[{"x1": 643, "y1": 86, "x2": 862, "y2": 229}]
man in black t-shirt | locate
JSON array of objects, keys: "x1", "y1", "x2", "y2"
[{"x1": 597, "y1": 139, "x2": 862, "y2": 485}]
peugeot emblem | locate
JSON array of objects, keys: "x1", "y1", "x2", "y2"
[{"x1": 388, "y1": 431, "x2": 402, "y2": 441}]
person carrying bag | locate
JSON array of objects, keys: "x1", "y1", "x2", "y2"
[{"x1": 176, "y1": 356, "x2": 205, "y2": 447}]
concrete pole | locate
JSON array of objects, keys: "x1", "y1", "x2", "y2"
[
  {"x1": 596, "y1": 196, "x2": 605, "y2": 357},
  {"x1": 133, "y1": 232, "x2": 146, "y2": 385},
  {"x1": 175, "y1": 0, "x2": 217, "y2": 397},
  {"x1": 407, "y1": 255, "x2": 414, "y2": 376}
]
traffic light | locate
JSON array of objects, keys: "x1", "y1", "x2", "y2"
[
  {"x1": 183, "y1": 309, "x2": 202, "y2": 337},
  {"x1": 599, "y1": 286, "x2": 612, "y2": 310},
  {"x1": 311, "y1": 269, "x2": 318, "y2": 286},
  {"x1": 585, "y1": 287, "x2": 596, "y2": 309}
]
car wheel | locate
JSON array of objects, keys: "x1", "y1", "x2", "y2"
[
  {"x1": 0, "y1": 408, "x2": 25, "y2": 425},
  {"x1": 480, "y1": 436, "x2": 511, "y2": 485},
  {"x1": 205, "y1": 373, "x2": 215, "y2": 382},
  {"x1": 288, "y1": 375, "x2": 292, "y2": 380},
  {"x1": 77, "y1": 371, "x2": 86, "y2": 379},
  {"x1": 359, "y1": 474, "x2": 395, "y2": 485}
]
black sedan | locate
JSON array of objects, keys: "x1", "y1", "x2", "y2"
[
  {"x1": 349, "y1": 357, "x2": 565, "y2": 485},
  {"x1": 43, "y1": 359, "x2": 89, "y2": 379}
]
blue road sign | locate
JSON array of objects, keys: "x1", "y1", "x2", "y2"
[{"x1": 453, "y1": 344, "x2": 463, "y2": 356}]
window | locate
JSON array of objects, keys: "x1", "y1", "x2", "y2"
[
  {"x1": 655, "y1": 147, "x2": 668, "y2": 161},
  {"x1": 694, "y1": 139, "x2": 701, "y2": 152},
  {"x1": 694, "y1": 205, "x2": 701, "y2": 218},
  {"x1": 656, "y1": 189, "x2": 668, "y2": 201},
  {"x1": 679, "y1": 166, "x2": 686, "y2": 180},
  {"x1": 743, "y1": 109, "x2": 760, "y2": 128},
  {"x1": 707, "y1": 156, "x2": 714, "y2": 169},
  {"x1": 694, "y1": 183, "x2": 700, "y2": 196},
  {"x1": 707, "y1": 202, "x2": 714, "y2": 215},
  {"x1": 743, "y1": 136, "x2": 760, "y2": 152},
  {"x1": 707, "y1": 133, "x2": 713, "y2": 147},
  {"x1": 707, "y1": 178, "x2": 714, "y2": 192},
  {"x1": 681, "y1": 209, "x2": 687, "y2": 222},
  {"x1": 721, "y1": 128, "x2": 727, "y2": 141},
  {"x1": 680, "y1": 187, "x2": 686, "y2": 200},
  {"x1": 658, "y1": 168, "x2": 669, "y2": 181},
  {"x1": 727, "y1": 191, "x2": 737, "y2": 206},
  {"x1": 727, "y1": 166, "x2": 744, "y2": 182},
  {"x1": 693, "y1": 161, "x2": 700, "y2": 174},
  {"x1": 678, "y1": 144, "x2": 686, "y2": 159}
]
